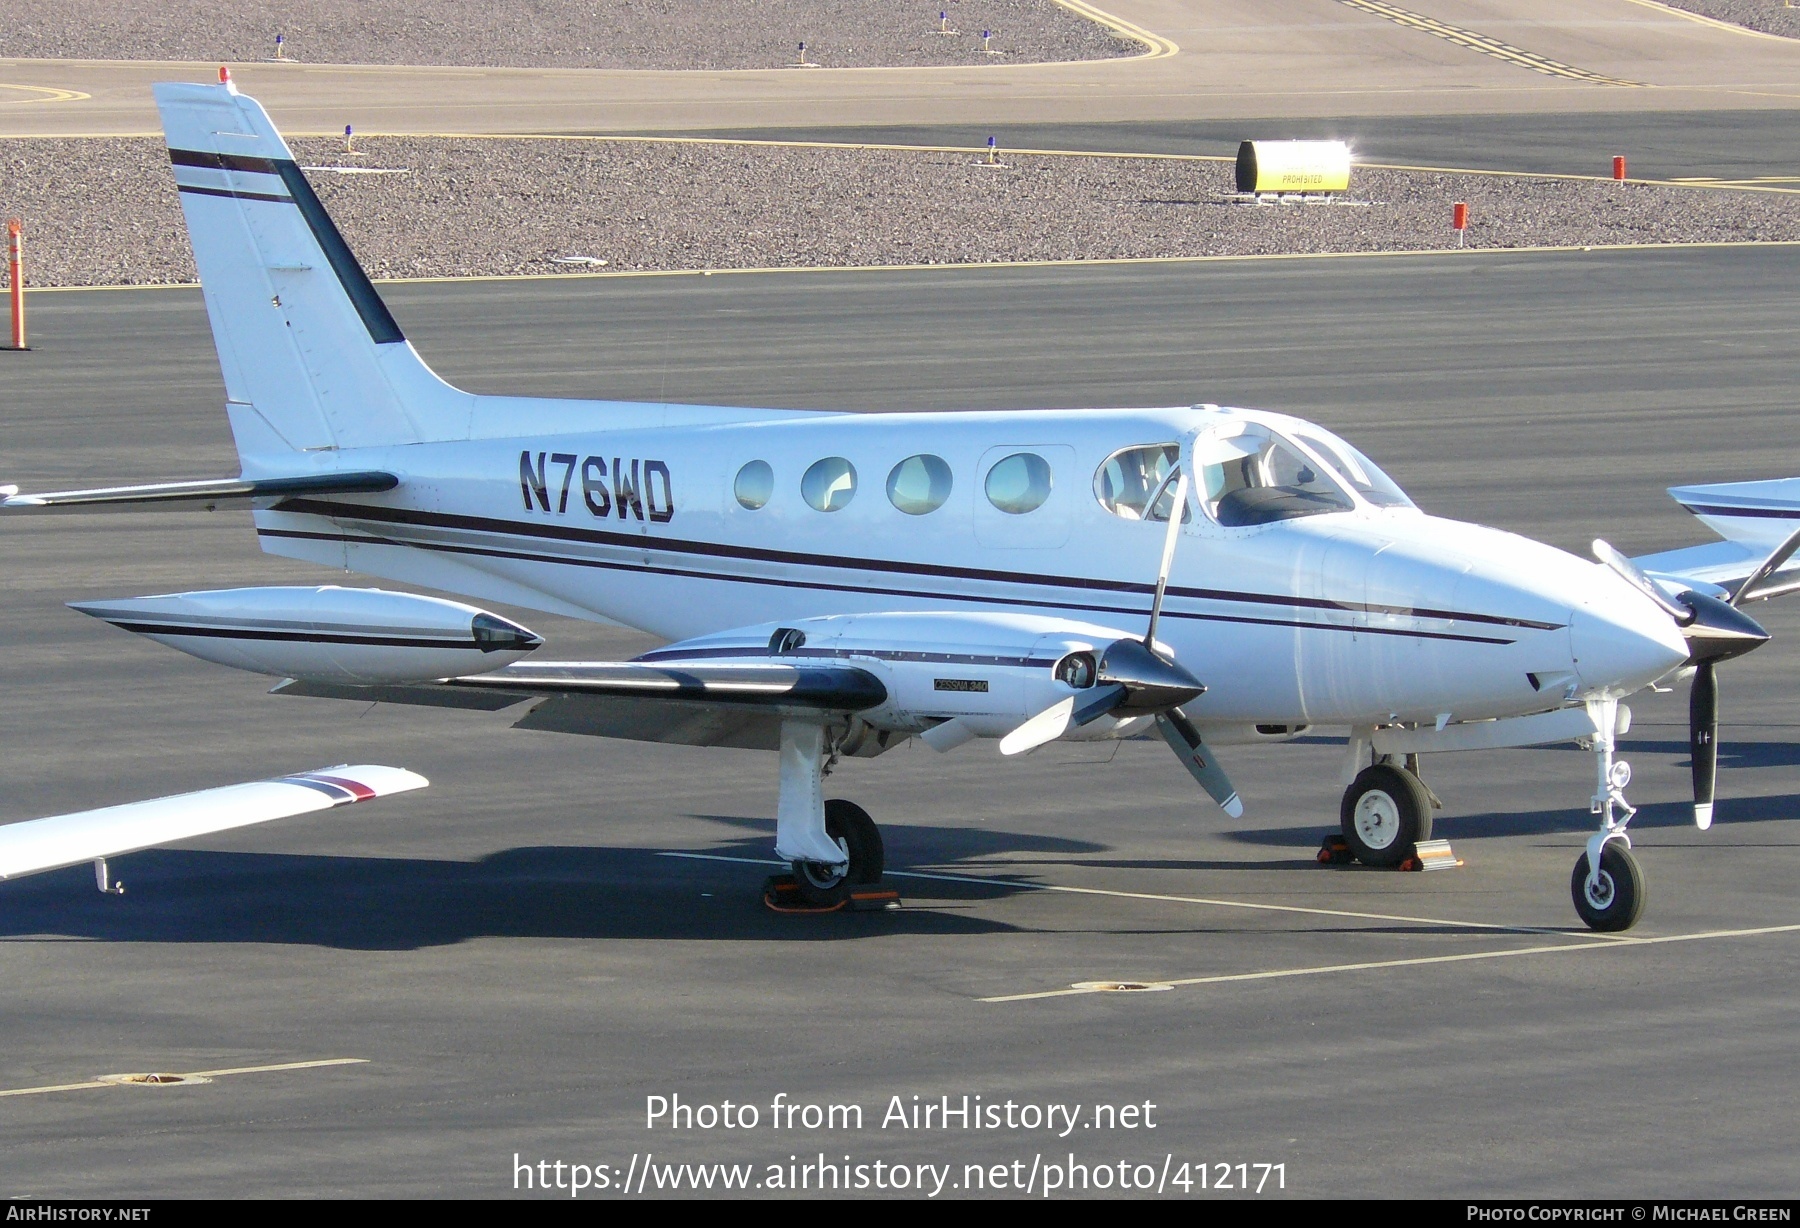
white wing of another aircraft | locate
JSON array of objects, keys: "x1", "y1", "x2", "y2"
[{"x1": 0, "y1": 765, "x2": 427, "y2": 890}]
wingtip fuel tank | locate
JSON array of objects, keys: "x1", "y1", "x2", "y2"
[{"x1": 70, "y1": 586, "x2": 542, "y2": 685}]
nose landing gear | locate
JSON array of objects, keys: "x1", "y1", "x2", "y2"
[{"x1": 1573, "y1": 698, "x2": 1646, "y2": 932}]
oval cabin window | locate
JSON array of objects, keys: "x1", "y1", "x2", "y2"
[
  {"x1": 801, "y1": 457, "x2": 858, "y2": 513},
  {"x1": 984, "y1": 452, "x2": 1052, "y2": 515},
  {"x1": 734, "y1": 460, "x2": 774, "y2": 510},
  {"x1": 886, "y1": 454, "x2": 953, "y2": 515}
]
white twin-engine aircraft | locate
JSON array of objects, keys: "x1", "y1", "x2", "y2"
[{"x1": 6, "y1": 78, "x2": 1799, "y2": 930}]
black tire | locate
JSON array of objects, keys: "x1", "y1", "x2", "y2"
[
  {"x1": 1571, "y1": 843, "x2": 1646, "y2": 932},
  {"x1": 1339, "y1": 764, "x2": 1433, "y2": 868},
  {"x1": 790, "y1": 799, "x2": 884, "y2": 905}
]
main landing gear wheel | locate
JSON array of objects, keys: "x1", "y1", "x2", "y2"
[
  {"x1": 790, "y1": 799, "x2": 885, "y2": 907},
  {"x1": 1340, "y1": 764, "x2": 1433, "y2": 868},
  {"x1": 1571, "y1": 843, "x2": 1646, "y2": 932}
]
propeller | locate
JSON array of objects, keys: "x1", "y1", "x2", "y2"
[
  {"x1": 1594, "y1": 532, "x2": 1793, "y2": 830},
  {"x1": 999, "y1": 469, "x2": 1244, "y2": 817}
]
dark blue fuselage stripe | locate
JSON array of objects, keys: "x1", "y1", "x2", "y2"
[
  {"x1": 257, "y1": 525, "x2": 1519, "y2": 646},
  {"x1": 271, "y1": 497, "x2": 1553, "y2": 633}
]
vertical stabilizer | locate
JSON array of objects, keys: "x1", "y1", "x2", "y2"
[{"x1": 154, "y1": 81, "x2": 473, "y2": 459}]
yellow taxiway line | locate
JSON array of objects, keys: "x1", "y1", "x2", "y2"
[
  {"x1": 1336, "y1": 0, "x2": 1645, "y2": 87},
  {"x1": 1048, "y1": 0, "x2": 1178, "y2": 60},
  {"x1": 982, "y1": 922, "x2": 1800, "y2": 1002},
  {"x1": 1614, "y1": 0, "x2": 1798, "y2": 43},
  {"x1": 0, "y1": 84, "x2": 90, "y2": 105},
  {"x1": 28, "y1": 237, "x2": 1800, "y2": 296},
  {"x1": 0, "y1": 1056, "x2": 367, "y2": 1098}
]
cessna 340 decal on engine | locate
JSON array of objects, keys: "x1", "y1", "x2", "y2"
[{"x1": 7, "y1": 76, "x2": 1798, "y2": 930}]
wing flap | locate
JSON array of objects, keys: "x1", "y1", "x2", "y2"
[{"x1": 0, "y1": 764, "x2": 427, "y2": 882}]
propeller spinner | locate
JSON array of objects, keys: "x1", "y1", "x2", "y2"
[{"x1": 1593, "y1": 530, "x2": 1793, "y2": 829}]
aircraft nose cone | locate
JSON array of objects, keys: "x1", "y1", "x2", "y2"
[{"x1": 1569, "y1": 592, "x2": 1689, "y2": 696}]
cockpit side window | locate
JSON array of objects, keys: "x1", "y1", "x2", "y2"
[
  {"x1": 1197, "y1": 427, "x2": 1355, "y2": 527},
  {"x1": 1286, "y1": 427, "x2": 1414, "y2": 509},
  {"x1": 1094, "y1": 444, "x2": 1190, "y2": 522}
]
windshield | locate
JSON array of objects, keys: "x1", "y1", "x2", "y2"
[
  {"x1": 1285, "y1": 425, "x2": 1414, "y2": 509},
  {"x1": 1196, "y1": 425, "x2": 1355, "y2": 527}
]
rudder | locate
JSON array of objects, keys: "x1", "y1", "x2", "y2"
[{"x1": 155, "y1": 79, "x2": 472, "y2": 459}]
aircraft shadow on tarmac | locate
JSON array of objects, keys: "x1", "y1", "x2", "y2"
[{"x1": 0, "y1": 821, "x2": 1128, "y2": 949}]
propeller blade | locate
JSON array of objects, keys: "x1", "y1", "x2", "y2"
[
  {"x1": 1592, "y1": 538, "x2": 1692, "y2": 623},
  {"x1": 1731, "y1": 525, "x2": 1800, "y2": 607},
  {"x1": 1691, "y1": 659, "x2": 1718, "y2": 831},
  {"x1": 999, "y1": 684, "x2": 1128, "y2": 756},
  {"x1": 999, "y1": 697, "x2": 1074, "y2": 756},
  {"x1": 1144, "y1": 471, "x2": 1190, "y2": 649},
  {"x1": 1156, "y1": 709, "x2": 1244, "y2": 818}
]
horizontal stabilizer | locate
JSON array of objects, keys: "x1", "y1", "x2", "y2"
[
  {"x1": 0, "y1": 765, "x2": 427, "y2": 883},
  {"x1": 0, "y1": 471, "x2": 397, "y2": 513}
]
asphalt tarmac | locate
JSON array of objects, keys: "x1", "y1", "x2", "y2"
[
  {"x1": 2, "y1": 247, "x2": 1797, "y2": 1198},
  {"x1": 682, "y1": 111, "x2": 1800, "y2": 182}
]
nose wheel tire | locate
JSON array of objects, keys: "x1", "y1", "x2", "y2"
[
  {"x1": 1571, "y1": 843, "x2": 1645, "y2": 932},
  {"x1": 1340, "y1": 764, "x2": 1433, "y2": 868},
  {"x1": 790, "y1": 799, "x2": 885, "y2": 906}
]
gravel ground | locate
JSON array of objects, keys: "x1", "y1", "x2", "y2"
[
  {"x1": 2, "y1": 136, "x2": 1796, "y2": 287},
  {"x1": 0, "y1": 0, "x2": 1135, "y2": 70},
  {"x1": 1661, "y1": 0, "x2": 1800, "y2": 38}
]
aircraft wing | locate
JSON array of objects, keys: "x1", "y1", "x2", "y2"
[
  {"x1": 1635, "y1": 478, "x2": 1800, "y2": 603},
  {"x1": 0, "y1": 765, "x2": 427, "y2": 884},
  {"x1": 275, "y1": 660, "x2": 890, "y2": 751}
]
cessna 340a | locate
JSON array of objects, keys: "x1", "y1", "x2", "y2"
[{"x1": 6, "y1": 77, "x2": 1798, "y2": 931}]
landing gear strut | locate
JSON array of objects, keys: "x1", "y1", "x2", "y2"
[
  {"x1": 1339, "y1": 762, "x2": 1433, "y2": 867},
  {"x1": 1572, "y1": 698, "x2": 1646, "y2": 932}
]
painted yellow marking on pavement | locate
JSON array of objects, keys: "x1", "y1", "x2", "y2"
[
  {"x1": 0, "y1": 1057, "x2": 366, "y2": 1098},
  {"x1": 11, "y1": 127, "x2": 1794, "y2": 199},
  {"x1": 1615, "y1": 0, "x2": 1796, "y2": 42},
  {"x1": 982, "y1": 922, "x2": 1800, "y2": 1002},
  {"x1": 34, "y1": 238, "x2": 1800, "y2": 295},
  {"x1": 0, "y1": 84, "x2": 91, "y2": 105},
  {"x1": 1338, "y1": 0, "x2": 1645, "y2": 86},
  {"x1": 656, "y1": 850, "x2": 1613, "y2": 941},
  {"x1": 1047, "y1": 0, "x2": 1179, "y2": 59}
]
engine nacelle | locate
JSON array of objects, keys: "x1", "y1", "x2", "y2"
[
  {"x1": 636, "y1": 611, "x2": 1172, "y2": 740},
  {"x1": 70, "y1": 586, "x2": 542, "y2": 684}
]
